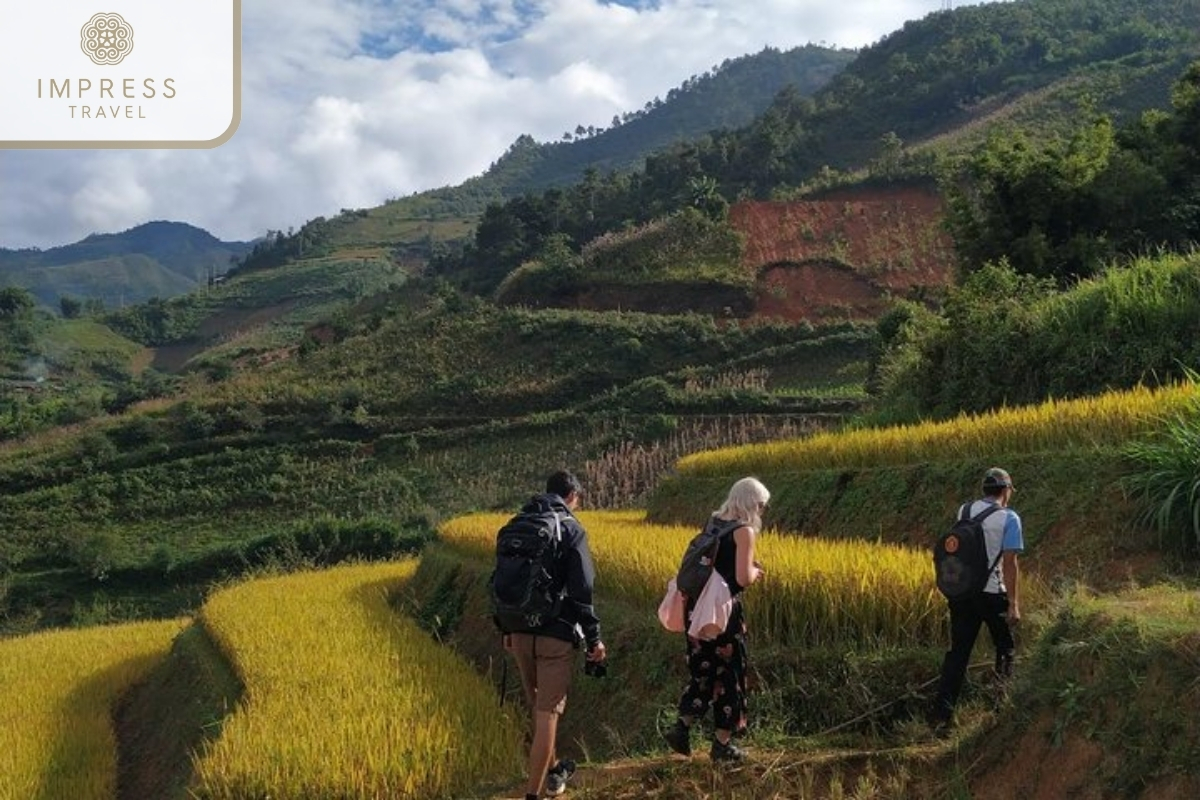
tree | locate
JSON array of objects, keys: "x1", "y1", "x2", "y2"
[
  {"x1": 0, "y1": 287, "x2": 35, "y2": 318},
  {"x1": 945, "y1": 118, "x2": 1120, "y2": 284},
  {"x1": 686, "y1": 175, "x2": 729, "y2": 221},
  {"x1": 59, "y1": 296, "x2": 83, "y2": 319},
  {"x1": 871, "y1": 131, "x2": 905, "y2": 180},
  {"x1": 0, "y1": 287, "x2": 37, "y2": 358}
]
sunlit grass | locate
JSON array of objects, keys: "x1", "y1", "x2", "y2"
[
  {"x1": 678, "y1": 383, "x2": 1196, "y2": 476},
  {"x1": 0, "y1": 618, "x2": 186, "y2": 800},
  {"x1": 192, "y1": 560, "x2": 524, "y2": 799},
  {"x1": 441, "y1": 510, "x2": 944, "y2": 648}
]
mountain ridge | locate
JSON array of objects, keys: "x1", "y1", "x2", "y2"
[{"x1": 0, "y1": 220, "x2": 253, "y2": 309}]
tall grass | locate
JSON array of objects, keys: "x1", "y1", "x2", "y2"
[
  {"x1": 191, "y1": 560, "x2": 524, "y2": 799},
  {"x1": 677, "y1": 383, "x2": 1197, "y2": 477},
  {"x1": 1122, "y1": 394, "x2": 1200, "y2": 554},
  {"x1": 0, "y1": 618, "x2": 186, "y2": 800},
  {"x1": 440, "y1": 511, "x2": 944, "y2": 649}
]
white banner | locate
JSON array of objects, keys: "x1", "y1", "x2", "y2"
[{"x1": 0, "y1": 1, "x2": 240, "y2": 148}]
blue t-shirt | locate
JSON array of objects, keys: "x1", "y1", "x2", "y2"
[{"x1": 959, "y1": 499, "x2": 1024, "y2": 595}]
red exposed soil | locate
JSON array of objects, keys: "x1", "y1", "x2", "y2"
[
  {"x1": 755, "y1": 259, "x2": 884, "y2": 321},
  {"x1": 730, "y1": 184, "x2": 957, "y2": 323}
]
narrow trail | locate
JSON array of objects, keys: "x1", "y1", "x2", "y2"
[
  {"x1": 478, "y1": 740, "x2": 953, "y2": 800},
  {"x1": 113, "y1": 621, "x2": 242, "y2": 800}
]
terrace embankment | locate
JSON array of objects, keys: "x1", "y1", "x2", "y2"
[
  {"x1": 418, "y1": 509, "x2": 1200, "y2": 799},
  {"x1": 114, "y1": 622, "x2": 242, "y2": 800},
  {"x1": 647, "y1": 450, "x2": 1170, "y2": 592}
]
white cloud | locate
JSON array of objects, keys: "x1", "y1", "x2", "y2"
[{"x1": 0, "y1": 0, "x2": 980, "y2": 248}]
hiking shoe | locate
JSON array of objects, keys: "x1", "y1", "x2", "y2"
[
  {"x1": 710, "y1": 738, "x2": 745, "y2": 762},
  {"x1": 927, "y1": 705, "x2": 954, "y2": 737},
  {"x1": 545, "y1": 759, "x2": 576, "y2": 796},
  {"x1": 663, "y1": 719, "x2": 692, "y2": 756},
  {"x1": 927, "y1": 713, "x2": 954, "y2": 739}
]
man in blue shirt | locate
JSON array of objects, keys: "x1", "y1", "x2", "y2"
[{"x1": 930, "y1": 467, "x2": 1024, "y2": 732}]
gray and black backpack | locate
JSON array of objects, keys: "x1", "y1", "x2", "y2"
[
  {"x1": 489, "y1": 509, "x2": 565, "y2": 632},
  {"x1": 933, "y1": 504, "x2": 1003, "y2": 599},
  {"x1": 675, "y1": 517, "x2": 742, "y2": 599}
]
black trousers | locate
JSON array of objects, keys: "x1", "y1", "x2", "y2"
[
  {"x1": 932, "y1": 591, "x2": 1014, "y2": 722},
  {"x1": 679, "y1": 600, "x2": 748, "y2": 734}
]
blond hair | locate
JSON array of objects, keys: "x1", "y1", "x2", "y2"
[{"x1": 714, "y1": 476, "x2": 770, "y2": 530}]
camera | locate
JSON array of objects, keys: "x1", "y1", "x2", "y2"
[{"x1": 584, "y1": 658, "x2": 607, "y2": 678}]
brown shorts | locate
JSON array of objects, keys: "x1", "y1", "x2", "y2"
[{"x1": 506, "y1": 633, "x2": 575, "y2": 715}]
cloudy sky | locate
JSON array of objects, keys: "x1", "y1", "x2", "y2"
[{"x1": 0, "y1": 0, "x2": 969, "y2": 249}]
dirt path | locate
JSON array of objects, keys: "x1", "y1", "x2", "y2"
[{"x1": 478, "y1": 743, "x2": 950, "y2": 799}]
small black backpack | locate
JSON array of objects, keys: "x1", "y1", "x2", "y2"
[
  {"x1": 489, "y1": 508, "x2": 566, "y2": 632},
  {"x1": 933, "y1": 503, "x2": 1003, "y2": 599},
  {"x1": 676, "y1": 517, "x2": 742, "y2": 599}
]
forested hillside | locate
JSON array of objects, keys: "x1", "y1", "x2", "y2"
[
  {"x1": 432, "y1": 0, "x2": 1200, "y2": 294},
  {"x1": 455, "y1": 45, "x2": 856, "y2": 202},
  {"x1": 229, "y1": 45, "x2": 854, "y2": 277},
  {"x1": 0, "y1": 222, "x2": 251, "y2": 308}
]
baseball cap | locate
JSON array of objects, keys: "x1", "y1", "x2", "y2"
[{"x1": 982, "y1": 467, "x2": 1013, "y2": 490}]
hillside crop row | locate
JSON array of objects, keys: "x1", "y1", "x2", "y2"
[{"x1": 441, "y1": 510, "x2": 944, "y2": 649}]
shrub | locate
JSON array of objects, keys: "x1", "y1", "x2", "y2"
[{"x1": 1122, "y1": 394, "x2": 1200, "y2": 555}]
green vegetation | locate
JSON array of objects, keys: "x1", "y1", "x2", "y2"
[
  {"x1": 966, "y1": 586, "x2": 1200, "y2": 798},
  {"x1": 0, "y1": 221, "x2": 250, "y2": 307},
  {"x1": 2, "y1": 287, "x2": 163, "y2": 440},
  {"x1": 494, "y1": 209, "x2": 750, "y2": 311},
  {"x1": 106, "y1": 253, "x2": 402, "y2": 347},
  {"x1": 1123, "y1": 395, "x2": 1200, "y2": 555},
  {"x1": 216, "y1": 289, "x2": 861, "y2": 420},
  {"x1": 946, "y1": 62, "x2": 1200, "y2": 284},
  {"x1": 225, "y1": 45, "x2": 853, "y2": 289},
  {"x1": 7, "y1": 2, "x2": 1200, "y2": 796},
  {"x1": 875, "y1": 256, "x2": 1200, "y2": 417},
  {"x1": 473, "y1": 45, "x2": 855, "y2": 197},
  {"x1": 435, "y1": 0, "x2": 1200, "y2": 295},
  {"x1": 1, "y1": 288, "x2": 870, "y2": 633}
]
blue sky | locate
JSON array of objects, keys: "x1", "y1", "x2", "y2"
[{"x1": 0, "y1": 0, "x2": 985, "y2": 249}]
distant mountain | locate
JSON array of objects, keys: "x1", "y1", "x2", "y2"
[
  {"x1": 425, "y1": 0, "x2": 1200, "y2": 296},
  {"x1": 478, "y1": 45, "x2": 857, "y2": 196},
  {"x1": 375, "y1": 45, "x2": 856, "y2": 220},
  {"x1": 240, "y1": 44, "x2": 857, "y2": 275},
  {"x1": 0, "y1": 221, "x2": 252, "y2": 308}
]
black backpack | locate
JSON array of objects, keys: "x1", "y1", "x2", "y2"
[
  {"x1": 489, "y1": 508, "x2": 566, "y2": 633},
  {"x1": 933, "y1": 503, "x2": 1003, "y2": 599},
  {"x1": 676, "y1": 517, "x2": 742, "y2": 599}
]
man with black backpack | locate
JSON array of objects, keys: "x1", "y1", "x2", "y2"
[
  {"x1": 493, "y1": 470, "x2": 606, "y2": 799},
  {"x1": 930, "y1": 467, "x2": 1025, "y2": 734}
]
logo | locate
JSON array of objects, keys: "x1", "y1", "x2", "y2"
[
  {"x1": 943, "y1": 535, "x2": 960, "y2": 554},
  {"x1": 80, "y1": 12, "x2": 134, "y2": 66},
  {"x1": 1, "y1": 2, "x2": 241, "y2": 149}
]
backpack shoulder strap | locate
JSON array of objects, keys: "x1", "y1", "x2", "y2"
[
  {"x1": 975, "y1": 504, "x2": 1007, "y2": 580},
  {"x1": 971, "y1": 504, "x2": 1004, "y2": 524},
  {"x1": 712, "y1": 517, "x2": 745, "y2": 560}
]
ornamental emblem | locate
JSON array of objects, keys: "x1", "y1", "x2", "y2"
[{"x1": 80, "y1": 13, "x2": 134, "y2": 66}]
